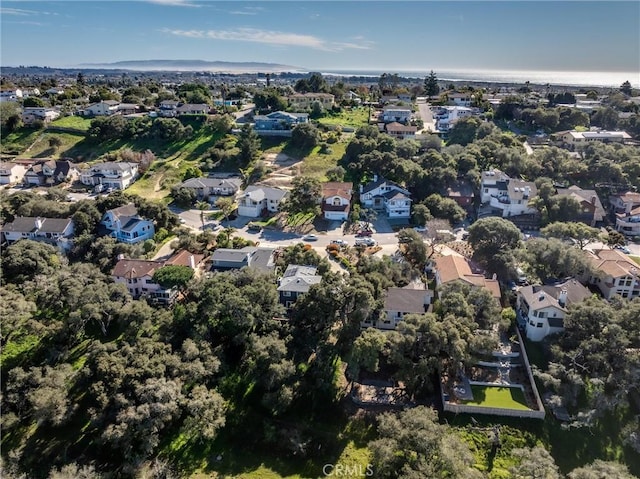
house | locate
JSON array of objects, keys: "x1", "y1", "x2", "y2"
[
  {"x1": 22, "y1": 107, "x2": 60, "y2": 125},
  {"x1": 434, "y1": 255, "x2": 501, "y2": 301},
  {"x1": 384, "y1": 122, "x2": 417, "y2": 140},
  {"x1": 359, "y1": 175, "x2": 411, "y2": 219},
  {"x1": 445, "y1": 179, "x2": 476, "y2": 209},
  {"x1": 615, "y1": 206, "x2": 640, "y2": 237},
  {"x1": 117, "y1": 103, "x2": 140, "y2": 115},
  {"x1": 448, "y1": 92, "x2": 472, "y2": 107},
  {"x1": 516, "y1": 279, "x2": 591, "y2": 341},
  {"x1": 345, "y1": 91, "x2": 361, "y2": 104},
  {"x1": 210, "y1": 246, "x2": 277, "y2": 273},
  {"x1": 363, "y1": 286, "x2": 433, "y2": 330},
  {"x1": 0, "y1": 89, "x2": 22, "y2": 102},
  {"x1": 178, "y1": 176, "x2": 242, "y2": 201},
  {"x1": 158, "y1": 100, "x2": 180, "y2": 117},
  {"x1": 610, "y1": 191, "x2": 640, "y2": 214},
  {"x1": 112, "y1": 250, "x2": 204, "y2": 304},
  {"x1": 287, "y1": 93, "x2": 335, "y2": 109},
  {"x1": 24, "y1": 159, "x2": 79, "y2": 186},
  {"x1": 80, "y1": 162, "x2": 138, "y2": 190},
  {"x1": 176, "y1": 103, "x2": 210, "y2": 116},
  {"x1": 586, "y1": 249, "x2": 640, "y2": 299},
  {"x1": 277, "y1": 264, "x2": 322, "y2": 307},
  {"x1": 381, "y1": 105, "x2": 412, "y2": 124},
  {"x1": 561, "y1": 130, "x2": 632, "y2": 149},
  {"x1": 253, "y1": 111, "x2": 309, "y2": 134},
  {"x1": 1, "y1": 216, "x2": 74, "y2": 250},
  {"x1": 321, "y1": 182, "x2": 353, "y2": 221},
  {"x1": 480, "y1": 169, "x2": 538, "y2": 218},
  {"x1": 45, "y1": 87, "x2": 65, "y2": 95},
  {"x1": 82, "y1": 100, "x2": 120, "y2": 116},
  {"x1": 554, "y1": 186, "x2": 605, "y2": 226},
  {"x1": 101, "y1": 204, "x2": 155, "y2": 244},
  {"x1": 0, "y1": 162, "x2": 26, "y2": 185},
  {"x1": 434, "y1": 106, "x2": 474, "y2": 132},
  {"x1": 237, "y1": 185, "x2": 289, "y2": 218}
]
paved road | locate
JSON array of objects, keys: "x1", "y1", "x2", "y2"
[{"x1": 416, "y1": 99, "x2": 437, "y2": 133}]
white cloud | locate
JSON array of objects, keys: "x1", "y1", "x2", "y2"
[
  {"x1": 0, "y1": 7, "x2": 58, "y2": 16},
  {"x1": 161, "y1": 27, "x2": 374, "y2": 52}
]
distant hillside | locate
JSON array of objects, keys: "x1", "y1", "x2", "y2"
[{"x1": 77, "y1": 59, "x2": 303, "y2": 72}]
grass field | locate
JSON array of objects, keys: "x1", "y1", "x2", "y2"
[
  {"x1": 22, "y1": 131, "x2": 87, "y2": 158},
  {"x1": 317, "y1": 107, "x2": 370, "y2": 129},
  {"x1": 0, "y1": 127, "x2": 43, "y2": 155},
  {"x1": 50, "y1": 116, "x2": 93, "y2": 131},
  {"x1": 300, "y1": 142, "x2": 346, "y2": 180},
  {"x1": 462, "y1": 385, "x2": 530, "y2": 411},
  {"x1": 631, "y1": 255, "x2": 640, "y2": 266}
]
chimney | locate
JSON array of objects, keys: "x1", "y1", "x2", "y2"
[
  {"x1": 590, "y1": 195, "x2": 597, "y2": 205},
  {"x1": 492, "y1": 273, "x2": 497, "y2": 280},
  {"x1": 189, "y1": 254, "x2": 196, "y2": 269},
  {"x1": 373, "y1": 174, "x2": 378, "y2": 183},
  {"x1": 625, "y1": 201, "x2": 633, "y2": 214},
  {"x1": 558, "y1": 289, "x2": 568, "y2": 307},
  {"x1": 359, "y1": 184, "x2": 363, "y2": 194},
  {"x1": 35, "y1": 217, "x2": 43, "y2": 230},
  {"x1": 524, "y1": 186, "x2": 531, "y2": 198},
  {"x1": 117, "y1": 253, "x2": 125, "y2": 260}
]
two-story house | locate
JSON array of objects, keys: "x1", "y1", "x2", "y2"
[
  {"x1": 210, "y1": 246, "x2": 277, "y2": 273},
  {"x1": 362, "y1": 286, "x2": 433, "y2": 330},
  {"x1": 287, "y1": 93, "x2": 335, "y2": 109},
  {"x1": 480, "y1": 169, "x2": 538, "y2": 218},
  {"x1": 24, "y1": 159, "x2": 79, "y2": 186},
  {"x1": 253, "y1": 111, "x2": 309, "y2": 134},
  {"x1": 277, "y1": 264, "x2": 322, "y2": 308},
  {"x1": 359, "y1": 176, "x2": 411, "y2": 219},
  {"x1": 381, "y1": 105, "x2": 412, "y2": 124},
  {"x1": 554, "y1": 186, "x2": 606, "y2": 227},
  {"x1": 82, "y1": 100, "x2": 120, "y2": 116},
  {"x1": 321, "y1": 182, "x2": 353, "y2": 221},
  {"x1": 448, "y1": 92, "x2": 472, "y2": 107},
  {"x1": 610, "y1": 191, "x2": 640, "y2": 214},
  {"x1": 434, "y1": 106, "x2": 474, "y2": 132},
  {"x1": 385, "y1": 122, "x2": 417, "y2": 140},
  {"x1": 178, "y1": 176, "x2": 242, "y2": 201},
  {"x1": 112, "y1": 249, "x2": 204, "y2": 304},
  {"x1": 611, "y1": 191, "x2": 640, "y2": 236},
  {"x1": 586, "y1": 249, "x2": 640, "y2": 299},
  {"x1": 237, "y1": 185, "x2": 288, "y2": 218},
  {"x1": 158, "y1": 100, "x2": 180, "y2": 117},
  {"x1": 80, "y1": 162, "x2": 139, "y2": 190},
  {"x1": 445, "y1": 179, "x2": 476, "y2": 210},
  {"x1": 434, "y1": 254, "x2": 501, "y2": 301},
  {"x1": 516, "y1": 279, "x2": 591, "y2": 342},
  {"x1": 22, "y1": 107, "x2": 60, "y2": 125},
  {"x1": 100, "y1": 204, "x2": 155, "y2": 244},
  {"x1": 0, "y1": 162, "x2": 26, "y2": 185},
  {"x1": 1, "y1": 217, "x2": 74, "y2": 250}
]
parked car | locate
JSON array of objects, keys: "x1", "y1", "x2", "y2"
[
  {"x1": 331, "y1": 239, "x2": 348, "y2": 247},
  {"x1": 355, "y1": 237, "x2": 376, "y2": 247},
  {"x1": 303, "y1": 234, "x2": 318, "y2": 241},
  {"x1": 247, "y1": 222, "x2": 262, "y2": 232},
  {"x1": 356, "y1": 230, "x2": 373, "y2": 237},
  {"x1": 413, "y1": 225, "x2": 428, "y2": 233},
  {"x1": 615, "y1": 244, "x2": 631, "y2": 254}
]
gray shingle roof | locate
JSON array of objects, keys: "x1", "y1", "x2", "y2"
[
  {"x1": 1, "y1": 217, "x2": 72, "y2": 234},
  {"x1": 384, "y1": 287, "x2": 431, "y2": 313}
]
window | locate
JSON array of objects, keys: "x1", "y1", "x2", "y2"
[
  {"x1": 283, "y1": 291, "x2": 292, "y2": 297},
  {"x1": 538, "y1": 312, "x2": 546, "y2": 318},
  {"x1": 537, "y1": 323, "x2": 543, "y2": 328}
]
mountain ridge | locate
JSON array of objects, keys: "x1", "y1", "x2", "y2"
[{"x1": 77, "y1": 59, "x2": 304, "y2": 72}]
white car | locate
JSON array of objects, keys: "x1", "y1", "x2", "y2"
[
  {"x1": 615, "y1": 245, "x2": 631, "y2": 254},
  {"x1": 303, "y1": 234, "x2": 318, "y2": 241},
  {"x1": 413, "y1": 226, "x2": 428, "y2": 233},
  {"x1": 331, "y1": 239, "x2": 348, "y2": 246},
  {"x1": 355, "y1": 237, "x2": 376, "y2": 247}
]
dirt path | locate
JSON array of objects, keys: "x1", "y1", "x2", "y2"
[{"x1": 259, "y1": 152, "x2": 302, "y2": 189}]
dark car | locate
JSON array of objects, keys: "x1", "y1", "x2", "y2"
[
  {"x1": 356, "y1": 230, "x2": 373, "y2": 237},
  {"x1": 247, "y1": 222, "x2": 262, "y2": 232}
]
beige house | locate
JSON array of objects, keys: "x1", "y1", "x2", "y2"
[
  {"x1": 0, "y1": 162, "x2": 26, "y2": 185},
  {"x1": 288, "y1": 93, "x2": 335, "y2": 109},
  {"x1": 321, "y1": 182, "x2": 353, "y2": 221},
  {"x1": 586, "y1": 249, "x2": 640, "y2": 300},
  {"x1": 385, "y1": 122, "x2": 417, "y2": 140},
  {"x1": 434, "y1": 255, "x2": 501, "y2": 301},
  {"x1": 561, "y1": 130, "x2": 631, "y2": 149}
]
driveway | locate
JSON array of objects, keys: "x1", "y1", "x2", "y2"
[{"x1": 415, "y1": 99, "x2": 437, "y2": 133}]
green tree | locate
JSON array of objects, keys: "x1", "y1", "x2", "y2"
[
  {"x1": 447, "y1": 116, "x2": 482, "y2": 146},
  {"x1": 396, "y1": 228, "x2": 428, "y2": 268},
  {"x1": 424, "y1": 70, "x2": 440, "y2": 98},
  {"x1": 347, "y1": 328, "x2": 388, "y2": 379},
  {"x1": 291, "y1": 122, "x2": 320, "y2": 150},
  {"x1": 285, "y1": 176, "x2": 321, "y2": 215},
  {"x1": 568, "y1": 460, "x2": 636, "y2": 479},
  {"x1": 23, "y1": 97, "x2": 45, "y2": 108},
  {"x1": 467, "y1": 217, "x2": 521, "y2": 275},
  {"x1": 2, "y1": 240, "x2": 62, "y2": 284},
  {"x1": 171, "y1": 186, "x2": 197, "y2": 207},
  {"x1": 509, "y1": 447, "x2": 561, "y2": 479},
  {"x1": 620, "y1": 80, "x2": 633, "y2": 96},
  {"x1": 152, "y1": 265, "x2": 194, "y2": 289},
  {"x1": 412, "y1": 203, "x2": 432, "y2": 226},
  {"x1": 236, "y1": 123, "x2": 261, "y2": 165},
  {"x1": 215, "y1": 196, "x2": 235, "y2": 223},
  {"x1": 541, "y1": 221, "x2": 600, "y2": 249},
  {"x1": 197, "y1": 200, "x2": 209, "y2": 229}
]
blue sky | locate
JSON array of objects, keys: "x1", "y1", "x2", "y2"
[{"x1": 1, "y1": 1, "x2": 639, "y2": 74}]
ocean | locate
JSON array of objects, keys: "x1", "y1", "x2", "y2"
[{"x1": 318, "y1": 68, "x2": 640, "y2": 89}]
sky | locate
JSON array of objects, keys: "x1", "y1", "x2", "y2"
[{"x1": 1, "y1": 1, "x2": 639, "y2": 75}]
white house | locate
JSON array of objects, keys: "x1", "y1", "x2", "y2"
[
  {"x1": 434, "y1": 106, "x2": 474, "y2": 132},
  {"x1": 158, "y1": 100, "x2": 179, "y2": 117},
  {"x1": 83, "y1": 100, "x2": 120, "y2": 116},
  {"x1": 101, "y1": 204, "x2": 155, "y2": 244},
  {"x1": 277, "y1": 264, "x2": 322, "y2": 308},
  {"x1": 80, "y1": 162, "x2": 138, "y2": 190},
  {"x1": 321, "y1": 182, "x2": 353, "y2": 221},
  {"x1": 561, "y1": 130, "x2": 632, "y2": 149},
  {"x1": 22, "y1": 107, "x2": 60, "y2": 125},
  {"x1": 616, "y1": 206, "x2": 640, "y2": 237},
  {"x1": 385, "y1": 122, "x2": 417, "y2": 140},
  {"x1": 24, "y1": 159, "x2": 79, "y2": 186},
  {"x1": 237, "y1": 185, "x2": 289, "y2": 218},
  {"x1": 610, "y1": 191, "x2": 640, "y2": 215},
  {"x1": 362, "y1": 286, "x2": 433, "y2": 330},
  {"x1": 1, "y1": 217, "x2": 74, "y2": 250},
  {"x1": 480, "y1": 169, "x2": 538, "y2": 218},
  {"x1": 359, "y1": 176, "x2": 411, "y2": 219},
  {"x1": 0, "y1": 162, "x2": 26, "y2": 185},
  {"x1": 381, "y1": 105, "x2": 412, "y2": 124},
  {"x1": 586, "y1": 249, "x2": 640, "y2": 300},
  {"x1": 0, "y1": 89, "x2": 22, "y2": 102},
  {"x1": 516, "y1": 280, "x2": 591, "y2": 342}
]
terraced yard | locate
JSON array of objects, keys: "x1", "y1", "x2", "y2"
[{"x1": 462, "y1": 385, "x2": 530, "y2": 410}]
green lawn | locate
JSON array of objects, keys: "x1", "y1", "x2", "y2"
[
  {"x1": 463, "y1": 385, "x2": 530, "y2": 411},
  {"x1": 317, "y1": 107, "x2": 370, "y2": 129},
  {"x1": 287, "y1": 212, "x2": 316, "y2": 227},
  {"x1": 300, "y1": 142, "x2": 346, "y2": 180},
  {"x1": 22, "y1": 131, "x2": 87, "y2": 158},
  {"x1": 631, "y1": 255, "x2": 640, "y2": 266},
  {"x1": 50, "y1": 116, "x2": 93, "y2": 131},
  {"x1": 0, "y1": 127, "x2": 43, "y2": 155}
]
